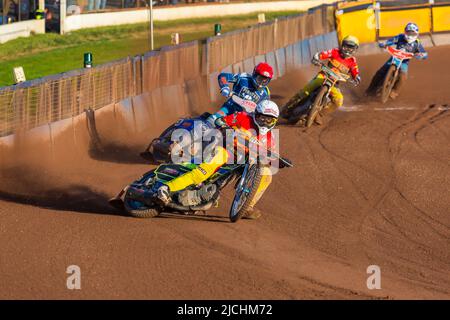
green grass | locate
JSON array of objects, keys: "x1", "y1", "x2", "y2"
[{"x1": 0, "y1": 11, "x2": 302, "y2": 87}]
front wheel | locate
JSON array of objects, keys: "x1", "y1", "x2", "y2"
[
  {"x1": 229, "y1": 165, "x2": 262, "y2": 223},
  {"x1": 123, "y1": 189, "x2": 161, "y2": 218},
  {"x1": 306, "y1": 86, "x2": 328, "y2": 128},
  {"x1": 380, "y1": 65, "x2": 397, "y2": 104}
]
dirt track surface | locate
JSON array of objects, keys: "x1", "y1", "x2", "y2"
[{"x1": 0, "y1": 46, "x2": 449, "y2": 299}]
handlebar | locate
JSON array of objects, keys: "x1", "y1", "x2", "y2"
[
  {"x1": 316, "y1": 62, "x2": 351, "y2": 82},
  {"x1": 385, "y1": 46, "x2": 414, "y2": 59},
  {"x1": 218, "y1": 124, "x2": 293, "y2": 168}
]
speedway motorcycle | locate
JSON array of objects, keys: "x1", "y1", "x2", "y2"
[
  {"x1": 281, "y1": 62, "x2": 353, "y2": 128},
  {"x1": 378, "y1": 46, "x2": 414, "y2": 103},
  {"x1": 111, "y1": 129, "x2": 293, "y2": 223},
  {"x1": 141, "y1": 95, "x2": 258, "y2": 164}
]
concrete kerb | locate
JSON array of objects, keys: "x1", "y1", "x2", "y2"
[
  {"x1": 254, "y1": 55, "x2": 266, "y2": 66},
  {"x1": 275, "y1": 48, "x2": 287, "y2": 78},
  {"x1": 243, "y1": 57, "x2": 256, "y2": 74},
  {"x1": 208, "y1": 71, "x2": 221, "y2": 102},
  {"x1": 265, "y1": 52, "x2": 278, "y2": 80},
  {"x1": 301, "y1": 39, "x2": 311, "y2": 65},
  {"x1": 132, "y1": 94, "x2": 153, "y2": 134},
  {"x1": 420, "y1": 35, "x2": 435, "y2": 48},
  {"x1": 113, "y1": 98, "x2": 136, "y2": 133},
  {"x1": 357, "y1": 42, "x2": 384, "y2": 56},
  {"x1": 293, "y1": 41, "x2": 303, "y2": 68},
  {"x1": 431, "y1": 33, "x2": 450, "y2": 46},
  {"x1": 285, "y1": 44, "x2": 295, "y2": 70},
  {"x1": 232, "y1": 61, "x2": 245, "y2": 74}
]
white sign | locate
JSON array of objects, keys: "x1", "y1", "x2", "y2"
[{"x1": 13, "y1": 67, "x2": 26, "y2": 84}]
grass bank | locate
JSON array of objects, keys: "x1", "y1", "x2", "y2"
[{"x1": 0, "y1": 11, "x2": 301, "y2": 87}]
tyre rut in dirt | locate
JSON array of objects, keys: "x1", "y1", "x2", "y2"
[
  {"x1": 306, "y1": 86, "x2": 328, "y2": 128},
  {"x1": 124, "y1": 189, "x2": 161, "y2": 218},
  {"x1": 229, "y1": 165, "x2": 262, "y2": 223},
  {"x1": 381, "y1": 65, "x2": 397, "y2": 104}
]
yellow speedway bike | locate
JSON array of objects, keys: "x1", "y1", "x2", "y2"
[{"x1": 281, "y1": 62, "x2": 353, "y2": 128}]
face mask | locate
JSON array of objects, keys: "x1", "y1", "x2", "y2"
[
  {"x1": 255, "y1": 75, "x2": 271, "y2": 87},
  {"x1": 342, "y1": 45, "x2": 356, "y2": 57},
  {"x1": 405, "y1": 32, "x2": 418, "y2": 43},
  {"x1": 255, "y1": 114, "x2": 277, "y2": 135}
]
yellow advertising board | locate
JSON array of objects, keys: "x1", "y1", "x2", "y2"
[
  {"x1": 335, "y1": 1, "x2": 377, "y2": 44},
  {"x1": 432, "y1": 5, "x2": 450, "y2": 33},
  {"x1": 379, "y1": 7, "x2": 431, "y2": 38},
  {"x1": 335, "y1": 1, "x2": 450, "y2": 42}
]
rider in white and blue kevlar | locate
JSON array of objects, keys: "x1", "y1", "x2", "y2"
[
  {"x1": 207, "y1": 62, "x2": 274, "y2": 126},
  {"x1": 367, "y1": 22, "x2": 428, "y2": 98}
]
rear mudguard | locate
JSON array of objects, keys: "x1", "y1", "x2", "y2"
[{"x1": 142, "y1": 112, "x2": 212, "y2": 164}]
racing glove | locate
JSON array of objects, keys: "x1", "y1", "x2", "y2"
[
  {"x1": 353, "y1": 75, "x2": 361, "y2": 87},
  {"x1": 220, "y1": 86, "x2": 232, "y2": 98},
  {"x1": 415, "y1": 52, "x2": 428, "y2": 60},
  {"x1": 206, "y1": 114, "x2": 218, "y2": 128},
  {"x1": 215, "y1": 117, "x2": 229, "y2": 129},
  {"x1": 311, "y1": 52, "x2": 321, "y2": 66}
]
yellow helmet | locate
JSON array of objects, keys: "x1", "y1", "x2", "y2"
[{"x1": 341, "y1": 35, "x2": 360, "y2": 58}]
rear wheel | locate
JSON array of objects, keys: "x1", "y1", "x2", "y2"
[
  {"x1": 380, "y1": 65, "x2": 397, "y2": 104},
  {"x1": 124, "y1": 189, "x2": 161, "y2": 218},
  {"x1": 280, "y1": 105, "x2": 291, "y2": 120},
  {"x1": 306, "y1": 86, "x2": 328, "y2": 128},
  {"x1": 285, "y1": 96, "x2": 314, "y2": 125},
  {"x1": 229, "y1": 165, "x2": 262, "y2": 223}
]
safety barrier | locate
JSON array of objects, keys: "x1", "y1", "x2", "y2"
[
  {"x1": 335, "y1": 0, "x2": 450, "y2": 44},
  {"x1": 0, "y1": 58, "x2": 134, "y2": 137},
  {"x1": 0, "y1": 41, "x2": 200, "y2": 138}
]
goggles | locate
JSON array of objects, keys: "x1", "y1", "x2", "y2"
[
  {"x1": 255, "y1": 113, "x2": 277, "y2": 128},
  {"x1": 255, "y1": 74, "x2": 271, "y2": 87}
]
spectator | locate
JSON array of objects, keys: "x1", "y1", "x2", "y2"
[
  {"x1": 124, "y1": 0, "x2": 136, "y2": 8},
  {"x1": 20, "y1": 0, "x2": 31, "y2": 21},
  {"x1": 6, "y1": 0, "x2": 18, "y2": 23},
  {"x1": 96, "y1": 0, "x2": 107, "y2": 9}
]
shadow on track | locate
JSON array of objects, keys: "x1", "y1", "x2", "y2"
[
  {"x1": 156, "y1": 212, "x2": 231, "y2": 223},
  {"x1": 0, "y1": 185, "x2": 125, "y2": 216},
  {"x1": 89, "y1": 141, "x2": 151, "y2": 165}
]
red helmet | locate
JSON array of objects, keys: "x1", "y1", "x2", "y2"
[{"x1": 252, "y1": 62, "x2": 274, "y2": 88}]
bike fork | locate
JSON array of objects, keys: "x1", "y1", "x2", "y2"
[{"x1": 236, "y1": 164, "x2": 250, "y2": 193}]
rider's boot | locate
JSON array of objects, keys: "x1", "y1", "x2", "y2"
[
  {"x1": 243, "y1": 207, "x2": 262, "y2": 220},
  {"x1": 314, "y1": 113, "x2": 324, "y2": 126},
  {"x1": 390, "y1": 91, "x2": 399, "y2": 100},
  {"x1": 391, "y1": 72, "x2": 406, "y2": 100},
  {"x1": 282, "y1": 91, "x2": 307, "y2": 118},
  {"x1": 156, "y1": 185, "x2": 171, "y2": 205}
]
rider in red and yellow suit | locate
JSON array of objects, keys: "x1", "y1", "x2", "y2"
[
  {"x1": 157, "y1": 100, "x2": 286, "y2": 219},
  {"x1": 283, "y1": 36, "x2": 361, "y2": 124}
]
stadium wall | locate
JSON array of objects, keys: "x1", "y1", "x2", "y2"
[{"x1": 0, "y1": 19, "x2": 45, "y2": 44}]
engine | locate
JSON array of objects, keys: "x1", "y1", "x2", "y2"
[{"x1": 177, "y1": 184, "x2": 217, "y2": 207}]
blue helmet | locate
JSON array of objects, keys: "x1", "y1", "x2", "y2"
[{"x1": 405, "y1": 23, "x2": 419, "y2": 43}]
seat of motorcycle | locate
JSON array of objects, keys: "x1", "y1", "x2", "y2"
[{"x1": 199, "y1": 112, "x2": 212, "y2": 120}]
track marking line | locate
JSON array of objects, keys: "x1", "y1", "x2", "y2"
[
  {"x1": 339, "y1": 105, "x2": 365, "y2": 112},
  {"x1": 373, "y1": 106, "x2": 418, "y2": 111}
]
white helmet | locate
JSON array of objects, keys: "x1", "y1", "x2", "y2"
[
  {"x1": 405, "y1": 23, "x2": 419, "y2": 43},
  {"x1": 252, "y1": 100, "x2": 279, "y2": 135}
]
